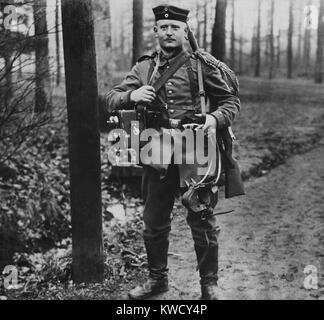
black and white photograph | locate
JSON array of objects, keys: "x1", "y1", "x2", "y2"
[{"x1": 0, "y1": 0, "x2": 323, "y2": 303}]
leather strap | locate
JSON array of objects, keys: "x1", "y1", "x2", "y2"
[
  {"x1": 197, "y1": 58, "x2": 206, "y2": 116},
  {"x1": 153, "y1": 51, "x2": 190, "y2": 93},
  {"x1": 185, "y1": 58, "x2": 197, "y2": 108}
]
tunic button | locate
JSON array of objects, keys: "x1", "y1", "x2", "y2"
[
  {"x1": 170, "y1": 99, "x2": 174, "y2": 103},
  {"x1": 168, "y1": 90, "x2": 173, "y2": 94},
  {"x1": 169, "y1": 109, "x2": 174, "y2": 114},
  {"x1": 167, "y1": 82, "x2": 172, "y2": 86}
]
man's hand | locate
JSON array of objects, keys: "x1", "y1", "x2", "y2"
[
  {"x1": 130, "y1": 85, "x2": 156, "y2": 104},
  {"x1": 203, "y1": 114, "x2": 217, "y2": 139}
]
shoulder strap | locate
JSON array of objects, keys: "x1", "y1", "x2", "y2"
[
  {"x1": 185, "y1": 58, "x2": 197, "y2": 108},
  {"x1": 153, "y1": 51, "x2": 190, "y2": 93},
  {"x1": 197, "y1": 59, "x2": 206, "y2": 116}
]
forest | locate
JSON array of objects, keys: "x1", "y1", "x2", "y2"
[{"x1": 0, "y1": 0, "x2": 324, "y2": 300}]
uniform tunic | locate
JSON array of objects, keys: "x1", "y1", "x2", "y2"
[{"x1": 106, "y1": 50, "x2": 241, "y2": 130}]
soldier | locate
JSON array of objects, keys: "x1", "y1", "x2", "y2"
[{"x1": 106, "y1": 5, "x2": 244, "y2": 300}]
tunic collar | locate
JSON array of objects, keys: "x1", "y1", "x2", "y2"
[{"x1": 158, "y1": 49, "x2": 188, "y2": 66}]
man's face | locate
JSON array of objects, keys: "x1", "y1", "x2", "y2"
[{"x1": 154, "y1": 19, "x2": 188, "y2": 51}]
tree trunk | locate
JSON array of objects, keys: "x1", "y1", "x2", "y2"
[
  {"x1": 132, "y1": 0, "x2": 143, "y2": 65},
  {"x1": 4, "y1": 53, "x2": 12, "y2": 106},
  {"x1": 251, "y1": 28, "x2": 256, "y2": 71},
  {"x1": 33, "y1": 0, "x2": 51, "y2": 113},
  {"x1": 55, "y1": 0, "x2": 61, "y2": 86},
  {"x1": 268, "y1": 0, "x2": 275, "y2": 79},
  {"x1": 94, "y1": 0, "x2": 112, "y2": 93},
  {"x1": 276, "y1": 30, "x2": 281, "y2": 69},
  {"x1": 203, "y1": 0, "x2": 208, "y2": 49},
  {"x1": 211, "y1": 0, "x2": 227, "y2": 61},
  {"x1": 230, "y1": 0, "x2": 235, "y2": 69},
  {"x1": 17, "y1": 19, "x2": 23, "y2": 78},
  {"x1": 287, "y1": 0, "x2": 293, "y2": 79},
  {"x1": 297, "y1": 1, "x2": 303, "y2": 68},
  {"x1": 254, "y1": 0, "x2": 261, "y2": 77},
  {"x1": 304, "y1": 0, "x2": 312, "y2": 77},
  {"x1": 239, "y1": 36, "x2": 243, "y2": 73},
  {"x1": 315, "y1": 0, "x2": 324, "y2": 83},
  {"x1": 196, "y1": 0, "x2": 201, "y2": 46},
  {"x1": 61, "y1": 0, "x2": 104, "y2": 284}
]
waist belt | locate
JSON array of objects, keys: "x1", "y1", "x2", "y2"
[{"x1": 147, "y1": 104, "x2": 199, "y2": 111}]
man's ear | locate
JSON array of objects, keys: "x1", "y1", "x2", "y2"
[
  {"x1": 153, "y1": 26, "x2": 158, "y2": 33},
  {"x1": 184, "y1": 27, "x2": 188, "y2": 40}
]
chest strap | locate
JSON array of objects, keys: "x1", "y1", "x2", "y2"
[
  {"x1": 152, "y1": 51, "x2": 190, "y2": 93},
  {"x1": 185, "y1": 58, "x2": 198, "y2": 108}
]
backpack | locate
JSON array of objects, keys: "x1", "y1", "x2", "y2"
[{"x1": 195, "y1": 49, "x2": 240, "y2": 97}]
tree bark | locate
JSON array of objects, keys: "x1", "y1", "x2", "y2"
[
  {"x1": 94, "y1": 0, "x2": 112, "y2": 93},
  {"x1": 276, "y1": 30, "x2": 281, "y2": 69},
  {"x1": 239, "y1": 36, "x2": 243, "y2": 73},
  {"x1": 33, "y1": 0, "x2": 51, "y2": 113},
  {"x1": 297, "y1": 1, "x2": 303, "y2": 68},
  {"x1": 3, "y1": 53, "x2": 12, "y2": 106},
  {"x1": 254, "y1": 0, "x2": 261, "y2": 77},
  {"x1": 132, "y1": 0, "x2": 143, "y2": 65},
  {"x1": 251, "y1": 28, "x2": 256, "y2": 71},
  {"x1": 315, "y1": 0, "x2": 324, "y2": 83},
  {"x1": 304, "y1": 0, "x2": 312, "y2": 77},
  {"x1": 196, "y1": 0, "x2": 201, "y2": 46},
  {"x1": 212, "y1": 0, "x2": 227, "y2": 61},
  {"x1": 203, "y1": 0, "x2": 208, "y2": 49},
  {"x1": 268, "y1": 0, "x2": 275, "y2": 79},
  {"x1": 287, "y1": 0, "x2": 294, "y2": 79},
  {"x1": 230, "y1": 0, "x2": 235, "y2": 69},
  {"x1": 55, "y1": 0, "x2": 61, "y2": 86},
  {"x1": 61, "y1": 0, "x2": 104, "y2": 284}
]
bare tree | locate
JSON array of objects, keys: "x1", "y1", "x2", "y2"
[
  {"x1": 251, "y1": 27, "x2": 257, "y2": 71},
  {"x1": 61, "y1": 0, "x2": 104, "y2": 284},
  {"x1": 94, "y1": 0, "x2": 112, "y2": 93},
  {"x1": 33, "y1": 0, "x2": 51, "y2": 113},
  {"x1": 196, "y1": 0, "x2": 201, "y2": 46},
  {"x1": 304, "y1": 0, "x2": 312, "y2": 77},
  {"x1": 287, "y1": 0, "x2": 294, "y2": 79},
  {"x1": 239, "y1": 35, "x2": 243, "y2": 73},
  {"x1": 297, "y1": 1, "x2": 303, "y2": 68},
  {"x1": 55, "y1": 0, "x2": 61, "y2": 86},
  {"x1": 268, "y1": 0, "x2": 275, "y2": 79},
  {"x1": 203, "y1": 0, "x2": 208, "y2": 49},
  {"x1": 132, "y1": 0, "x2": 144, "y2": 65},
  {"x1": 211, "y1": 0, "x2": 227, "y2": 61},
  {"x1": 230, "y1": 0, "x2": 235, "y2": 68},
  {"x1": 255, "y1": 0, "x2": 261, "y2": 77},
  {"x1": 276, "y1": 30, "x2": 281, "y2": 69},
  {"x1": 315, "y1": 0, "x2": 324, "y2": 83}
]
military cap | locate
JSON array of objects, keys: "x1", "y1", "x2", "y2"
[{"x1": 152, "y1": 5, "x2": 189, "y2": 23}]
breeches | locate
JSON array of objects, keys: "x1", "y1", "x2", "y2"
[{"x1": 141, "y1": 164, "x2": 219, "y2": 247}]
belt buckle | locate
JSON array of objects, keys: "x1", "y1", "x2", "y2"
[{"x1": 169, "y1": 119, "x2": 181, "y2": 129}]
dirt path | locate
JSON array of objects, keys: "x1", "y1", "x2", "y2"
[{"x1": 141, "y1": 141, "x2": 324, "y2": 300}]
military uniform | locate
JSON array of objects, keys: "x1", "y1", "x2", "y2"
[{"x1": 106, "y1": 5, "x2": 244, "y2": 300}]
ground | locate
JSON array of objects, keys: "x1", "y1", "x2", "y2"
[
  {"x1": 113, "y1": 77, "x2": 324, "y2": 300},
  {"x1": 111, "y1": 141, "x2": 324, "y2": 301},
  {"x1": 1, "y1": 77, "x2": 324, "y2": 300}
]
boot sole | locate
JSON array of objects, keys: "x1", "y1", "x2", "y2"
[{"x1": 128, "y1": 287, "x2": 169, "y2": 300}]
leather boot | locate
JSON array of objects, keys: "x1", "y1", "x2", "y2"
[
  {"x1": 201, "y1": 283, "x2": 219, "y2": 300},
  {"x1": 128, "y1": 237, "x2": 169, "y2": 300},
  {"x1": 194, "y1": 243, "x2": 219, "y2": 300},
  {"x1": 128, "y1": 277, "x2": 169, "y2": 300}
]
